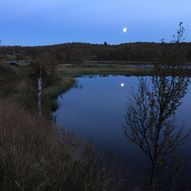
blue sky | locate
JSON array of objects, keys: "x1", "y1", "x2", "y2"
[{"x1": 0, "y1": 0, "x2": 190, "y2": 46}]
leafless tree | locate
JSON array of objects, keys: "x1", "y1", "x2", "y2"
[
  {"x1": 124, "y1": 75, "x2": 190, "y2": 190},
  {"x1": 172, "y1": 22, "x2": 185, "y2": 43}
]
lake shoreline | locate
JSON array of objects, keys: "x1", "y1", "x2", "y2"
[{"x1": 44, "y1": 63, "x2": 191, "y2": 113}]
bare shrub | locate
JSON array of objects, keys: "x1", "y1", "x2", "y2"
[{"x1": 124, "y1": 76, "x2": 190, "y2": 191}]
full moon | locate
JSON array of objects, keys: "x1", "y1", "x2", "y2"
[{"x1": 123, "y1": 27, "x2": 127, "y2": 33}]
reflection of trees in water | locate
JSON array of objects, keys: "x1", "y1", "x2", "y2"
[{"x1": 124, "y1": 76, "x2": 190, "y2": 190}]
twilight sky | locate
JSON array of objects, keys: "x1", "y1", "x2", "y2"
[{"x1": 0, "y1": 0, "x2": 190, "y2": 46}]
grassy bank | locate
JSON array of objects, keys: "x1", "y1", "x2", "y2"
[
  {"x1": 0, "y1": 102, "x2": 130, "y2": 191},
  {"x1": 43, "y1": 76, "x2": 75, "y2": 112},
  {"x1": 0, "y1": 63, "x2": 36, "y2": 110}
]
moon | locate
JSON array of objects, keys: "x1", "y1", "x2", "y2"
[
  {"x1": 123, "y1": 27, "x2": 127, "y2": 33},
  {"x1": 120, "y1": 83, "x2": 125, "y2": 87}
]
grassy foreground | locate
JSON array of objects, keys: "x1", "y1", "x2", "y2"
[{"x1": 0, "y1": 102, "x2": 130, "y2": 191}]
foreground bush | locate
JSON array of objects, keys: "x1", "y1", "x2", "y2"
[{"x1": 0, "y1": 103, "x2": 128, "y2": 191}]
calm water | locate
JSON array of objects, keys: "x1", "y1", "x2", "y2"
[{"x1": 53, "y1": 75, "x2": 191, "y2": 182}]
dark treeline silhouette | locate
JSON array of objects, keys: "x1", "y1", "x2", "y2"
[{"x1": 1, "y1": 42, "x2": 191, "y2": 64}]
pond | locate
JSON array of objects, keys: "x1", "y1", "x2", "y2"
[{"x1": 53, "y1": 75, "x2": 191, "y2": 187}]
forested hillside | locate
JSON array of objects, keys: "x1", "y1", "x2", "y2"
[{"x1": 1, "y1": 42, "x2": 191, "y2": 64}]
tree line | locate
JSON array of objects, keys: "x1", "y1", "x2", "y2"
[{"x1": 0, "y1": 42, "x2": 191, "y2": 64}]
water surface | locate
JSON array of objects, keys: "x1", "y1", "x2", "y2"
[{"x1": 53, "y1": 75, "x2": 191, "y2": 182}]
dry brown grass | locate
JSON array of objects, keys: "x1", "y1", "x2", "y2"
[
  {"x1": 0, "y1": 102, "x2": 69, "y2": 190},
  {"x1": 0, "y1": 102, "x2": 129, "y2": 191}
]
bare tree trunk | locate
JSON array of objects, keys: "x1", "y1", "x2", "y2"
[
  {"x1": 150, "y1": 161, "x2": 158, "y2": 191},
  {"x1": 37, "y1": 77, "x2": 42, "y2": 117}
]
